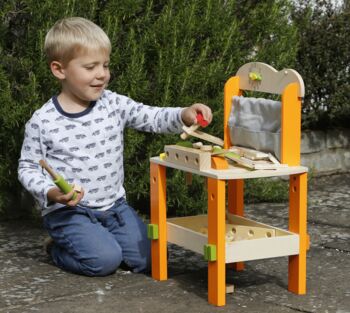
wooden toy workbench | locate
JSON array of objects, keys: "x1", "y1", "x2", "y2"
[{"x1": 148, "y1": 62, "x2": 309, "y2": 306}]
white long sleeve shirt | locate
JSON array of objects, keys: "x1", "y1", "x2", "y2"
[{"x1": 18, "y1": 90, "x2": 184, "y2": 216}]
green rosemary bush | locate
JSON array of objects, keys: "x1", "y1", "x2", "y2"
[{"x1": 1, "y1": 0, "x2": 300, "y2": 219}]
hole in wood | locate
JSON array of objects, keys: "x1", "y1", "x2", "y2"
[
  {"x1": 152, "y1": 177, "x2": 156, "y2": 184},
  {"x1": 266, "y1": 232, "x2": 272, "y2": 238},
  {"x1": 166, "y1": 151, "x2": 169, "y2": 157},
  {"x1": 248, "y1": 229, "x2": 254, "y2": 237},
  {"x1": 175, "y1": 153, "x2": 179, "y2": 160},
  {"x1": 185, "y1": 155, "x2": 189, "y2": 162},
  {"x1": 211, "y1": 193, "x2": 215, "y2": 200},
  {"x1": 231, "y1": 227, "x2": 236, "y2": 234},
  {"x1": 195, "y1": 158, "x2": 199, "y2": 165},
  {"x1": 293, "y1": 186, "x2": 297, "y2": 192}
]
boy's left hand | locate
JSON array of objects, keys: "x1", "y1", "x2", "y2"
[{"x1": 181, "y1": 103, "x2": 212, "y2": 127}]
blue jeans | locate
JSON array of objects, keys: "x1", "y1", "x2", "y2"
[{"x1": 43, "y1": 198, "x2": 151, "y2": 276}]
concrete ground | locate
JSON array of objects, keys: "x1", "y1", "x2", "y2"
[{"x1": 0, "y1": 173, "x2": 349, "y2": 313}]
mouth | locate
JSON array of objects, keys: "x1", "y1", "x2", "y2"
[{"x1": 91, "y1": 84, "x2": 104, "y2": 88}]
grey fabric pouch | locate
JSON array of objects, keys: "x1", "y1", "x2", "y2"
[{"x1": 228, "y1": 96, "x2": 281, "y2": 160}]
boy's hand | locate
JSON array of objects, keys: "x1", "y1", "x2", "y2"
[
  {"x1": 181, "y1": 103, "x2": 212, "y2": 127},
  {"x1": 47, "y1": 186, "x2": 84, "y2": 207}
]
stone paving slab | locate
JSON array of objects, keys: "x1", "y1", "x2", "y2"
[{"x1": 0, "y1": 173, "x2": 349, "y2": 313}]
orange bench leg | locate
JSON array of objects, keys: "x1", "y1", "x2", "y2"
[
  {"x1": 150, "y1": 163, "x2": 167, "y2": 281},
  {"x1": 228, "y1": 179, "x2": 245, "y2": 271},
  {"x1": 288, "y1": 173, "x2": 308, "y2": 294},
  {"x1": 207, "y1": 178, "x2": 226, "y2": 306}
]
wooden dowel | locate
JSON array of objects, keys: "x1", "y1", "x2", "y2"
[
  {"x1": 180, "y1": 124, "x2": 200, "y2": 140},
  {"x1": 39, "y1": 159, "x2": 59, "y2": 180}
]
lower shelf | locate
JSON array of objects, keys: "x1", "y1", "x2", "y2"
[{"x1": 167, "y1": 214, "x2": 299, "y2": 263}]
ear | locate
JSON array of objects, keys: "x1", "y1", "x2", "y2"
[{"x1": 50, "y1": 61, "x2": 66, "y2": 80}]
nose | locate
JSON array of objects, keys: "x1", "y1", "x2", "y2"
[{"x1": 96, "y1": 66, "x2": 109, "y2": 80}]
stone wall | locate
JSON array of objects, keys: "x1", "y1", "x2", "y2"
[{"x1": 301, "y1": 128, "x2": 350, "y2": 175}]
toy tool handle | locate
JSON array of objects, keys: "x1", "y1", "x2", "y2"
[
  {"x1": 39, "y1": 159, "x2": 59, "y2": 180},
  {"x1": 39, "y1": 159, "x2": 77, "y2": 200},
  {"x1": 54, "y1": 176, "x2": 77, "y2": 200}
]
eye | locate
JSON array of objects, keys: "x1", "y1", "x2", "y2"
[
  {"x1": 85, "y1": 66, "x2": 95, "y2": 70},
  {"x1": 103, "y1": 63, "x2": 110, "y2": 69}
]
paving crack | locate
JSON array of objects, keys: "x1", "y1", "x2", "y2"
[{"x1": 264, "y1": 300, "x2": 315, "y2": 313}]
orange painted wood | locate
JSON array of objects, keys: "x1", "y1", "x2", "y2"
[
  {"x1": 224, "y1": 76, "x2": 241, "y2": 149},
  {"x1": 281, "y1": 83, "x2": 302, "y2": 166},
  {"x1": 288, "y1": 173, "x2": 308, "y2": 294},
  {"x1": 207, "y1": 178, "x2": 226, "y2": 306},
  {"x1": 211, "y1": 156, "x2": 229, "y2": 169},
  {"x1": 150, "y1": 162, "x2": 168, "y2": 281},
  {"x1": 228, "y1": 179, "x2": 245, "y2": 271}
]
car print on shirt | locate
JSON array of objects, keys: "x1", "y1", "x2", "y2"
[
  {"x1": 82, "y1": 121, "x2": 91, "y2": 127},
  {"x1": 80, "y1": 178, "x2": 91, "y2": 184},
  {"x1": 31, "y1": 123, "x2": 39, "y2": 130},
  {"x1": 55, "y1": 116, "x2": 65, "y2": 121},
  {"x1": 65, "y1": 124, "x2": 76, "y2": 130},
  {"x1": 94, "y1": 118, "x2": 104, "y2": 124},
  {"x1": 85, "y1": 143, "x2": 96, "y2": 149},
  {"x1": 59, "y1": 137, "x2": 69, "y2": 143},
  {"x1": 49, "y1": 128, "x2": 59, "y2": 134},
  {"x1": 63, "y1": 156, "x2": 74, "y2": 162},
  {"x1": 78, "y1": 156, "x2": 90, "y2": 161},
  {"x1": 69, "y1": 146, "x2": 80, "y2": 152},
  {"x1": 88, "y1": 165, "x2": 98, "y2": 171},
  {"x1": 97, "y1": 175, "x2": 107, "y2": 182},
  {"x1": 88, "y1": 188, "x2": 99, "y2": 194},
  {"x1": 75, "y1": 134, "x2": 86, "y2": 139},
  {"x1": 95, "y1": 152, "x2": 105, "y2": 159}
]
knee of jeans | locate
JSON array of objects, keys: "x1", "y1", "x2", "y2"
[
  {"x1": 81, "y1": 246, "x2": 122, "y2": 277},
  {"x1": 131, "y1": 247, "x2": 151, "y2": 273}
]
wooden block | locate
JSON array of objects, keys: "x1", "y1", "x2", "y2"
[
  {"x1": 192, "y1": 142, "x2": 203, "y2": 149},
  {"x1": 181, "y1": 125, "x2": 224, "y2": 146},
  {"x1": 230, "y1": 146, "x2": 269, "y2": 160},
  {"x1": 73, "y1": 184, "x2": 82, "y2": 193},
  {"x1": 226, "y1": 284, "x2": 234, "y2": 294},
  {"x1": 200, "y1": 145, "x2": 213, "y2": 152},
  {"x1": 164, "y1": 145, "x2": 211, "y2": 170},
  {"x1": 204, "y1": 244, "x2": 217, "y2": 261},
  {"x1": 147, "y1": 224, "x2": 159, "y2": 240}
]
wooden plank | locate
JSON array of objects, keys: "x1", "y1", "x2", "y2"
[
  {"x1": 235, "y1": 62, "x2": 305, "y2": 97},
  {"x1": 151, "y1": 156, "x2": 308, "y2": 180},
  {"x1": 164, "y1": 145, "x2": 211, "y2": 170},
  {"x1": 182, "y1": 125, "x2": 224, "y2": 146},
  {"x1": 225, "y1": 224, "x2": 276, "y2": 241},
  {"x1": 166, "y1": 215, "x2": 299, "y2": 263}
]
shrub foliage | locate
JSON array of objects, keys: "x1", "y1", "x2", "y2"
[{"x1": 0, "y1": 0, "x2": 347, "y2": 219}]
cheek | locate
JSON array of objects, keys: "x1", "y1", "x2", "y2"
[{"x1": 106, "y1": 70, "x2": 111, "y2": 82}]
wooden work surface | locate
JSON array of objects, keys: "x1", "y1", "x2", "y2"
[{"x1": 150, "y1": 156, "x2": 308, "y2": 179}]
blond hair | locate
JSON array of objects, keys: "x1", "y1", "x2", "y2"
[{"x1": 44, "y1": 17, "x2": 111, "y2": 65}]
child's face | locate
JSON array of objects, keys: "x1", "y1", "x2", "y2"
[{"x1": 60, "y1": 48, "x2": 110, "y2": 105}]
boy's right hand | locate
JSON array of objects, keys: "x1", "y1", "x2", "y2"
[{"x1": 47, "y1": 186, "x2": 84, "y2": 207}]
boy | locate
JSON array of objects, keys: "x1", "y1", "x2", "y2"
[{"x1": 18, "y1": 17, "x2": 212, "y2": 277}]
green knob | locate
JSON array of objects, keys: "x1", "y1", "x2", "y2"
[{"x1": 249, "y1": 72, "x2": 262, "y2": 81}]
